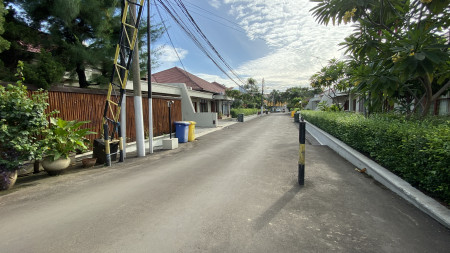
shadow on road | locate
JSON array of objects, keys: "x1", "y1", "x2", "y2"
[{"x1": 253, "y1": 184, "x2": 302, "y2": 231}]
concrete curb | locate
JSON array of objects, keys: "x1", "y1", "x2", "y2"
[
  {"x1": 74, "y1": 114, "x2": 264, "y2": 159},
  {"x1": 305, "y1": 120, "x2": 450, "y2": 229}
]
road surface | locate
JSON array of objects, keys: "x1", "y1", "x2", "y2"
[{"x1": 0, "y1": 113, "x2": 449, "y2": 252}]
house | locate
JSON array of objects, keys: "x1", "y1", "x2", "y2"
[
  {"x1": 306, "y1": 88, "x2": 449, "y2": 116},
  {"x1": 305, "y1": 89, "x2": 354, "y2": 111},
  {"x1": 151, "y1": 67, "x2": 233, "y2": 120}
]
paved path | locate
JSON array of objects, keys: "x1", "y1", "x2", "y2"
[{"x1": 0, "y1": 114, "x2": 449, "y2": 252}]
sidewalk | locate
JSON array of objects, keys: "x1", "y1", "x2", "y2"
[{"x1": 80, "y1": 113, "x2": 264, "y2": 159}]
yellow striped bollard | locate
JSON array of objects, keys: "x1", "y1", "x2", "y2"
[{"x1": 298, "y1": 119, "x2": 305, "y2": 185}]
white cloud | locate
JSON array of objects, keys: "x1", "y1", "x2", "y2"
[
  {"x1": 208, "y1": 0, "x2": 221, "y2": 9},
  {"x1": 159, "y1": 45, "x2": 188, "y2": 64},
  {"x1": 222, "y1": 0, "x2": 354, "y2": 90},
  {"x1": 194, "y1": 72, "x2": 237, "y2": 88}
]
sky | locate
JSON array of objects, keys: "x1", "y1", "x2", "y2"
[{"x1": 152, "y1": 0, "x2": 355, "y2": 92}]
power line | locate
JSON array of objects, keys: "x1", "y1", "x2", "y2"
[
  {"x1": 184, "y1": 1, "x2": 243, "y2": 28},
  {"x1": 174, "y1": 0, "x2": 246, "y2": 85},
  {"x1": 154, "y1": 0, "x2": 247, "y2": 89},
  {"x1": 154, "y1": 0, "x2": 200, "y2": 88},
  {"x1": 154, "y1": 1, "x2": 187, "y2": 72},
  {"x1": 187, "y1": 9, "x2": 247, "y2": 34}
]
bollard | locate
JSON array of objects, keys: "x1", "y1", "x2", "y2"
[
  {"x1": 298, "y1": 120, "x2": 305, "y2": 185},
  {"x1": 294, "y1": 112, "x2": 300, "y2": 122}
]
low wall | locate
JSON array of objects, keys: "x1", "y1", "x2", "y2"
[
  {"x1": 188, "y1": 112, "x2": 218, "y2": 128},
  {"x1": 168, "y1": 83, "x2": 218, "y2": 128}
]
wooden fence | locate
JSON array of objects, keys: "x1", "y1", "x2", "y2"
[{"x1": 29, "y1": 86, "x2": 182, "y2": 145}]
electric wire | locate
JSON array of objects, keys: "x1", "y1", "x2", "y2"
[
  {"x1": 154, "y1": 0, "x2": 247, "y2": 89},
  {"x1": 174, "y1": 0, "x2": 246, "y2": 85},
  {"x1": 187, "y1": 9, "x2": 247, "y2": 34},
  {"x1": 154, "y1": 0, "x2": 197, "y2": 86},
  {"x1": 184, "y1": 1, "x2": 243, "y2": 28}
]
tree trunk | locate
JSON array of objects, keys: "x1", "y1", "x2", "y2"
[
  {"x1": 420, "y1": 77, "x2": 433, "y2": 117},
  {"x1": 76, "y1": 63, "x2": 90, "y2": 88}
]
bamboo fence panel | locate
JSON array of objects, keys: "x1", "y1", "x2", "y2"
[{"x1": 28, "y1": 89, "x2": 182, "y2": 148}]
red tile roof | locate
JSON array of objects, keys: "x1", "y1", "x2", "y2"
[{"x1": 152, "y1": 67, "x2": 226, "y2": 94}]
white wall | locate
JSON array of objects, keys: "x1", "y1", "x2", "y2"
[{"x1": 167, "y1": 83, "x2": 218, "y2": 128}]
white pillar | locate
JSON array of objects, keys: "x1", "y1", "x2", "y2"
[
  {"x1": 134, "y1": 96, "x2": 145, "y2": 156},
  {"x1": 131, "y1": 0, "x2": 145, "y2": 157},
  {"x1": 120, "y1": 95, "x2": 127, "y2": 158}
]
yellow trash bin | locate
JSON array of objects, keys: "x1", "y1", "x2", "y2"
[
  {"x1": 188, "y1": 121, "x2": 196, "y2": 141},
  {"x1": 291, "y1": 111, "x2": 296, "y2": 117}
]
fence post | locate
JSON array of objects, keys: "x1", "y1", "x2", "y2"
[
  {"x1": 298, "y1": 119, "x2": 305, "y2": 185},
  {"x1": 168, "y1": 101, "x2": 173, "y2": 139},
  {"x1": 104, "y1": 123, "x2": 111, "y2": 167}
]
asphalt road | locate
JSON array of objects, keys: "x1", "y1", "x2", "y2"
[{"x1": 0, "y1": 113, "x2": 449, "y2": 252}]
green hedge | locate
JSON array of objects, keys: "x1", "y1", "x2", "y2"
[
  {"x1": 301, "y1": 111, "x2": 450, "y2": 204},
  {"x1": 230, "y1": 108, "x2": 259, "y2": 118}
]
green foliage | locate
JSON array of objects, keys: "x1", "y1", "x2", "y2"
[
  {"x1": 301, "y1": 110, "x2": 450, "y2": 204},
  {"x1": 0, "y1": 2, "x2": 10, "y2": 53},
  {"x1": 5, "y1": 0, "x2": 164, "y2": 88},
  {"x1": 310, "y1": 0, "x2": 450, "y2": 117},
  {"x1": 287, "y1": 97, "x2": 302, "y2": 109},
  {"x1": 282, "y1": 87, "x2": 319, "y2": 110},
  {"x1": 225, "y1": 89, "x2": 241, "y2": 99},
  {"x1": 23, "y1": 50, "x2": 65, "y2": 89},
  {"x1": 230, "y1": 108, "x2": 259, "y2": 118},
  {"x1": 0, "y1": 61, "x2": 49, "y2": 171},
  {"x1": 42, "y1": 117, "x2": 96, "y2": 161}
]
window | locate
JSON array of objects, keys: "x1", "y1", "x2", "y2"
[{"x1": 200, "y1": 99, "x2": 208, "y2": 112}]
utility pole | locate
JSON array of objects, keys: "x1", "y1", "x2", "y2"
[
  {"x1": 261, "y1": 78, "x2": 264, "y2": 116},
  {"x1": 131, "y1": 0, "x2": 145, "y2": 157},
  {"x1": 147, "y1": 0, "x2": 153, "y2": 154}
]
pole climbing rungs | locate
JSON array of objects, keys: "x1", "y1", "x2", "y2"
[
  {"x1": 107, "y1": 100, "x2": 119, "y2": 106},
  {"x1": 123, "y1": 22, "x2": 137, "y2": 29},
  {"x1": 102, "y1": 0, "x2": 145, "y2": 166}
]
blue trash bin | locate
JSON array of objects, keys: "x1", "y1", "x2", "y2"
[{"x1": 174, "y1": 121, "x2": 190, "y2": 143}]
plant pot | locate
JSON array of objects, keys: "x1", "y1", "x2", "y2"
[
  {"x1": 82, "y1": 158, "x2": 97, "y2": 168},
  {"x1": 42, "y1": 157, "x2": 71, "y2": 176},
  {"x1": 0, "y1": 170, "x2": 18, "y2": 191}
]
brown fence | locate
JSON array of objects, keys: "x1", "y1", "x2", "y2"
[{"x1": 29, "y1": 86, "x2": 182, "y2": 145}]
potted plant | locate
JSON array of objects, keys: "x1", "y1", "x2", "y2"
[
  {"x1": 0, "y1": 62, "x2": 50, "y2": 190},
  {"x1": 41, "y1": 117, "x2": 95, "y2": 175}
]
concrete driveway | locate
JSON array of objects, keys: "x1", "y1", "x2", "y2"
[{"x1": 0, "y1": 113, "x2": 449, "y2": 252}]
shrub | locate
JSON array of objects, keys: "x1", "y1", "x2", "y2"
[
  {"x1": 0, "y1": 61, "x2": 50, "y2": 171},
  {"x1": 23, "y1": 50, "x2": 65, "y2": 90},
  {"x1": 230, "y1": 108, "x2": 259, "y2": 118},
  {"x1": 301, "y1": 111, "x2": 450, "y2": 204}
]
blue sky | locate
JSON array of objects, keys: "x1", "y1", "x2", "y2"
[{"x1": 152, "y1": 0, "x2": 354, "y2": 92}]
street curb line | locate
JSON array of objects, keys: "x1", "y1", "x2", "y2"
[{"x1": 305, "y1": 121, "x2": 450, "y2": 229}]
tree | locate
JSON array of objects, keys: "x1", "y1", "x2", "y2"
[
  {"x1": 5, "y1": 0, "x2": 164, "y2": 88},
  {"x1": 311, "y1": 0, "x2": 450, "y2": 116},
  {"x1": 0, "y1": 2, "x2": 10, "y2": 54},
  {"x1": 309, "y1": 58, "x2": 351, "y2": 110},
  {"x1": 241, "y1": 78, "x2": 261, "y2": 108},
  {"x1": 282, "y1": 86, "x2": 317, "y2": 110},
  {"x1": 268, "y1": 89, "x2": 284, "y2": 107}
]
